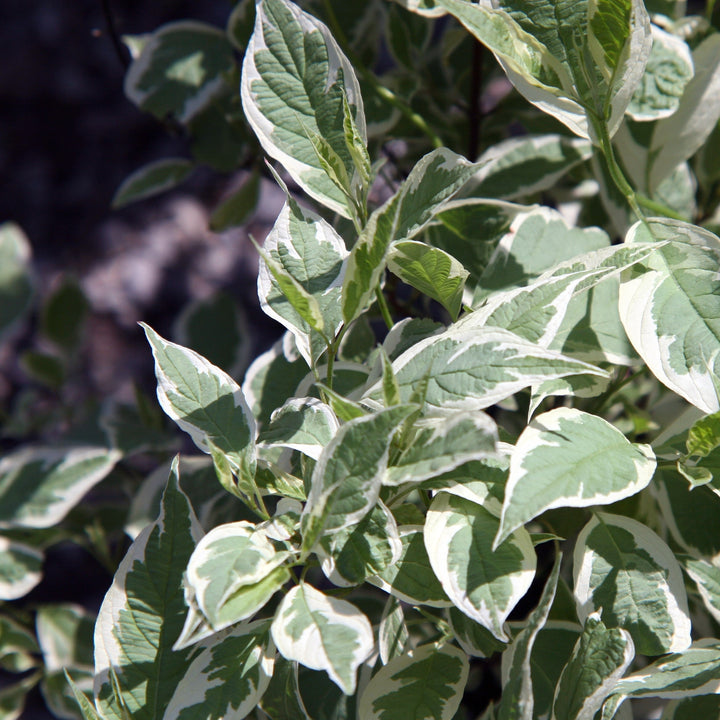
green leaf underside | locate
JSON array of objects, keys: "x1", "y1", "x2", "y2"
[
  {"x1": 574, "y1": 513, "x2": 691, "y2": 655},
  {"x1": 387, "y1": 241, "x2": 468, "y2": 320},
  {"x1": 93, "y1": 461, "x2": 203, "y2": 720},
  {"x1": 358, "y1": 643, "x2": 469, "y2": 720},
  {"x1": 496, "y1": 407, "x2": 656, "y2": 548},
  {"x1": 143, "y1": 324, "x2": 257, "y2": 482},
  {"x1": 553, "y1": 615, "x2": 634, "y2": 720},
  {"x1": 241, "y1": 0, "x2": 365, "y2": 217},
  {"x1": 425, "y1": 493, "x2": 536, "y2": 642},
  {"x1": 271, "y1": 583, "x2": 374, "y2": 695}
]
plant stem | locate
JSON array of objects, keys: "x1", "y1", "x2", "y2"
[
  {"x1": 321, "y1": 0, "x2": 443, "y2": 149},
  {"x1": 596, "y1": 121, "x2": 645, "y2": 221},
  {"x1": 375, "y1": 287, "x2": 394, "y2": 329},
  {"x1": 99, "y1": 0, "x2": 130, "y2": 70}
]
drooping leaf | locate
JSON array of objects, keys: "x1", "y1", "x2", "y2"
[
  {"x1": 358, "y1": 643, "x2": 469, "y2": 720},
  {"x1": 379, "y1": 597, "x2": 410, "y2": 665},
  {"x1": 164, "y1": 621, "x2": 275, "y2": 720},
  {"x1": 425, "y1": 493, "x2": 536, "y2": 642},
  {"x1": 618, "y1": 219, "x2": 720, "y2": 414},
  {"x1": 93, "y1": 460, "x2": 204, "y2": 720},
  {"x1": 342, "y1": 148, "x2": 479, "y2": 324},
  {"x1": 0, "y1": 446, "x2": 120, "y2": 530},
  {"x1": 271, "y1": 583, "x2": 374, "y2": 695},
  {"x1": 552, "y1": 614, "x2": 634, "y2": 720},
  {"x1": 241, "y1": 0, "x2": 366, "y2": 217},
  {"x1": 0, "y1": 615, "x2": 39, "y2": 673},
  {"x1": 574, "y1": 513, "x2": 691, "y2": 655},
  {"x1": 387, "y1": 241, "x2": 468, "y2": 320},
  {"x1": 496, "y1": 408, "x2": 656, "y2": 548},
  {"x1": 143, "y1": 324, "x2": 257, "y2": 482}
]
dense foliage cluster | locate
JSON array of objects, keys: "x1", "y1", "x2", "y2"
[{"x1": 2, "y1": 0, "x2": 720, "y2": 718}]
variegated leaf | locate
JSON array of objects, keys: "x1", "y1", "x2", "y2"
[
  {"x1": 496, "y1": 408, "x2": 656, "y2": 548},
  {"x1": 0, "y1": 446, "x2": 120, "y2": 530},
  {"x1": 358, "y1": 643, "x2": 468, "y2": 720},
  {"x1": 259, "y1": 397, "x2": 339, "y2": 461},
  {"x1": 552, "y1": 614, "x2": 634, "y2": 720},
  {"x1": 342, "y1": 148, "x2": 479, "y2": 324},
  {"x1": 366, "y1": 324, "x2": 607, "y2": 414},
  {"x1": 164, "y1": 621, "x2": 275, "y2": 720},
  {"x1": 601, "y1": 639, "x2": 720, "y2": 720},
  {"x1": 257, "y1": 198, "x2": 348, "y2": 366},
  {"x1": 497, "y1": 553, "x2": 561, "y2": 720},
  {"x1": 241, "y1": 0, "x2": 366, "y2": 217},
  {"x1": 301, "y1": 406, "x2": 415, "y2": 552},
  {"x1": 94, "y1": 460, "x2": 204, "y2": 720},
  {"x1": 370, "y1": 526, "x2": 452, "y2": 608},
  {"x1": 425, "y1": 493, "x2": 536, "y2": 642},
  {"x1": 143, "y1": 324, "x2": 257, "y2": 480},
  {"x1": 618, "y1": 219, "x2": 720, "y2": 413},
  {"x1": 185, "y1": 521, "x2": 291, "y2": 631},
  {"x1": 384, "y1": 412, "x2": 498, "y2": 486},
  {"x1": 574, "y1": 513, "x2": 691, "y2": 655},
  {"x1": 271, "y1": 584, "x2": 374, "y2": 695}
]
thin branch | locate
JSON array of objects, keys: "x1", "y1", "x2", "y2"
[{"x1": 99, "y1": 0, "x2": 131, "y2": 70}]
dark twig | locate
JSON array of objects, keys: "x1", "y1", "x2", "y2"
[
  {"x1": 100, "y1": 0, "x2": 131, "y2": 70},
  {"x1": 467, "y1": 40, "x2": 484, "y2": 160}
]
